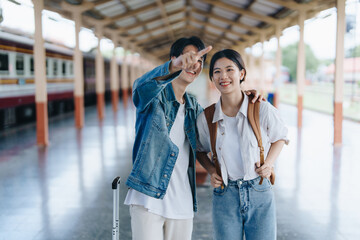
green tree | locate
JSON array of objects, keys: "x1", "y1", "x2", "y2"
[
  {"x1": 346, "y1": 45, "x2": 360, "y2": 58},
  {"x1": 282, "y1": 42, "x2": 320, "y2": 81}
]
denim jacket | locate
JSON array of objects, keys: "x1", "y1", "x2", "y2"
[{"x1": 126, "y1": 60, "x2": 203, "y2": 212}]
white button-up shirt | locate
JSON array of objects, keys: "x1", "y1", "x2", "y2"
[{"x1": 196, "y1": 95, "x2": 289, "y2": 186}]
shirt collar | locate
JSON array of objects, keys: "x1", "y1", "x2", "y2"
[
  {"x1": 165, "y1": 83, "x2": 177, "y2": 102},
  {"x1": 165, "y1": 83, "x2": 195, "y2": 110},
  {"x1": 212, "y1": 100, "x2": 223, "y2": 123},
  {"x1": 212, "y1": 91, "x2": 249, "y2": 123},
  {"x1": 239, "y1": 92, "x2": 249, "y2": 118}
]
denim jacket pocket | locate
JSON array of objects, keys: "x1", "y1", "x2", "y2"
[
  {"x1": 250, "y1": 178, "x2": 272, "y2": 192},
  {"x1": 213, "y1": 185, "x2": 227, "y2": 196}
]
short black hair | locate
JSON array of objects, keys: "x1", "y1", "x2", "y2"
[
  {"x1": 169, "y1": 36, "x2": 207, "y2": 62},
  {"x1": 209, "y1": 49, "x2": 246, "y2": 84}
]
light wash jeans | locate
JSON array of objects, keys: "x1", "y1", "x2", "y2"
[{"x1": 212, "y1": 177, "x2": 276, "y2": 240}]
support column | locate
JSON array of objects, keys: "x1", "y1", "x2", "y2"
[
  {"x1": 238, "y1": 45, "x2": 245, "y2": 58},
  {"x1": 136, "y1": 56, "x2": 142, "y2": 80},
  {"x1": 334, "y1": 0, "x2": 345, "y2": 145},
  {"x1": 95, "y1": 28, "x2": 105, "y2": 120},
  {"x1": 139, "y1": 57, "x2": 145, "y2": 76},
  {"x1": 297, "y1": 11, "x2": 306, "y2": 128},
  {"x1": 274, "y1": 25, "x2": 282, "y2": 108},
  {"x1": 130, "y1": 46, "x2": 137, "y2": 92},
  {"x1": 121, "y1": 44, "x2": 129, "y2": 107},
  {"x1": 260, "y1": 34, "x2": 265, "y2": 93},
  {"x1": 248, "y1": 46, "x2": 256, "y2": 89},
  {"x1": 73, "y1": 12, "x2": 84, "y2": 128},
  {"x1": 33, "y1": 0, "x2": 48, "y2": 146},
  {"x1": 143, "y1": 59, "x2": 149, "y2": 75},
  {"x1": 110, "y1": 38, "x2": 119, "y2": 112},
  {"x1": 236, "y1": 45, "x2": 246, "y2": 89}
]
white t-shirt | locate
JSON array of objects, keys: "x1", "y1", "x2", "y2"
[
  {"x1": 197, "y1": 95, "x2": 289, "y2": 185},
  {"x1": 124, "y1": 103, "x2": 193, "y2": 219},
  {"x1": 222, "y1": 114, "x2": 245, "y2": 180}
]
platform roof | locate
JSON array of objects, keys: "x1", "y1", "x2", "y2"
[{"x1": 44, "y1": 0, "x2": 336, "y2": 61}]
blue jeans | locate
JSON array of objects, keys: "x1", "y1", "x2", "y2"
[{"x1": 212, "y1": 177, "x2": 276, "y2": 240}]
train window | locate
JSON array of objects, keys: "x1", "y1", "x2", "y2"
[
  {"x1": 53, "y1": 60, "x2": 57, "y2": 76},
  {"x1": 62, "y1": 61, "x2": 66, "y2": 75},
  {"x1": 0, "y1": 53, "x2": 9, "y2": 72},
  {"x1": 69, "y1": 62, "x2": 73, "y2": 75},
  {"x1": 30, "y1": 57, "x2": 34, "y2": 74},
  {"x1": 46, "y1": 59, "x2": 48, "y2": 75},
  {"x1": 16, "y1": 54, "x2": 24, "y2": 75}
]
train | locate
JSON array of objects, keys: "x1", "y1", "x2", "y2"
[{"x1": 0, "y1": 30, "x2": 121, "y2": 130}]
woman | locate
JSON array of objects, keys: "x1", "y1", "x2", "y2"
[{"x1": 196, "y1": 49, "x2": 289, "y2": 240}]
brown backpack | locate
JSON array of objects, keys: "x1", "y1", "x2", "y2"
[{"x1": 204, "y1": 97, "x2": 275, "y2": 186}]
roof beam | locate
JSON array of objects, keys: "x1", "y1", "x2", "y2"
[
  {"x1": 124, "y1": 7, "x2": 185, "y2": 32},
  {"x1": 201, "y1": 0, "x2": 281, "y2": 25},
  {"x1": 187, "y1": 25, "x2": 238, "y2": 47},
  {"x1": 61, "y1": 0, "x2": 113, "y2": 13},
  {"x1": 192, "y1": 8, "x2": 271, "y2": 36},
  {"x1": 139, "y1": 29, "x2": 186, "y2": 49},
  {"x1": 266, "y1": 0, "x2": 318, "y2": 11},
  {"x1": 89, "y1": 2, "x2": 158, "y2": 26},
  {"x1": 155, "y1": 0, "x2": 175, "y2": 41},
  {"x1": 128, "y1": 18, "x2": 185, "y2": 41},
  {"x1": 190, "y1": 17, "x2": 254, "y2": 42},
  {"x1": 284, "y1": 1, "x2": 336, "y2": 30},
  {"x1": 143, "y1": 31, "x2": 186, "y2": 54},
  {"x1": 89, "y1": 8, "x2": 185, "y2": 39},
  {"x1": 84, "y1": 0, "x2": 174, "y2": 27}
]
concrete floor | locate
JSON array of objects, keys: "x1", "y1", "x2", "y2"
[{"x1": 0, "y1": 101, "x2": 359, "y2": 240}]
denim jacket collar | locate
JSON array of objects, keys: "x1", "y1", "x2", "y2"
[
  {"x1": 212, "y1": 91, "x2": 249, "y2": 123},
  {"x1": 165, "y1": 83, "x2": 196, "y2": 110}
]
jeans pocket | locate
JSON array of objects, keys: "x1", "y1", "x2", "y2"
[
  {"x1": 213, "y1": 185, "x2": 227, "y2": 196},
  {"x1": 250, "y1": 178, "x2": 272, "y2": 192}
]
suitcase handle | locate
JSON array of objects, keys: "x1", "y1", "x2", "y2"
[
  {"x1": 112, "y1": 176, "x2": 121, "y2": 189},
  {"x1": 112, "y1": 177, "x2": 121, "y2": 240}
]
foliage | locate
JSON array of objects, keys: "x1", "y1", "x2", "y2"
[
  {"x1": 282, "y1": 42, "x2": 320, "y2": 81},
  {"x1": 346, "y1": 45, "x2": 360, "y2": 58}
]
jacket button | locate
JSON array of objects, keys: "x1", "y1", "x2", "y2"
[
  {"x1": 219, "y1": 147, "x2": 221, "y2": 150},
  {"x1": 156, "y1": 193, "x2": 160, "y2": 197},
  {"x1": 164, "y1": 174, "x2": 168, "y2": 178},
  {"x1": 166, "y1": 123, "x2": 169, "y2": 126},
  {"x1": 171, "y1": 153, "x2": 175, "y2": 157},
  {"x1": 221, "y1": 132, "x2": 224, "y2": 135}
]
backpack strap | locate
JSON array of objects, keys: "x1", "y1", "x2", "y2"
[
  {"x1": 247, "y1": 97, "x2": 276, "y2": 185},
  {"x1": 204, "y1": 104, "x2": 223, "y2": 189},
  {"x1": 247, "y1": 98, "x2": 266, "y2": 185}
]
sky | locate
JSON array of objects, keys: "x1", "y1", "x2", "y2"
[{"x1": 1, "y1": 0, "x2": 359, "y2": 60}]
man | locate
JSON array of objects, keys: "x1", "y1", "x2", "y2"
[
  {"x1": 124, "y1": 36, "x2": 260, "y2": 240},
  {"x1": 125, "y1": 36, "x2": 209, "y2": 240}
]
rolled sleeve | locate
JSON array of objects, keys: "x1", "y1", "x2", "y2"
[
  {"x1": 264, "y1": 102, "x2": 289, "y2": 145},
  {"x1": 132, "y1": 60, "x2": 181, "y2": 111},
  {"x1": 196, "y1": 112, "x2": 211, "y2": 153}
]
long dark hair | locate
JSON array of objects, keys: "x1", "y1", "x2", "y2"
[{"x1": 209, "y1": 49, "x2": 246, "y2": 84}]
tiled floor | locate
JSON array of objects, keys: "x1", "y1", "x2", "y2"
[{"x1": 0, "y1": 101, "x2": 359, "y2": 240}]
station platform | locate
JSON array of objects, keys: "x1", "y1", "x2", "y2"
[{"x1": 0, "y1": 100, "x2": 359, "y2": 240}]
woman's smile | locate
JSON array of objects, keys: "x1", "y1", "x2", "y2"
[{"x1": 219, "y1": 81, "x2": 231, "y2": 87}]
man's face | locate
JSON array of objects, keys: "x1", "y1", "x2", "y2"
[{"x1": 177, "y1": 45, "x2": 203, "y2": 84}]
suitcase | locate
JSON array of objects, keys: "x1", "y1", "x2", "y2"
[{"x1": 112, "y1": 177, "x2": 121, "y2": 240}]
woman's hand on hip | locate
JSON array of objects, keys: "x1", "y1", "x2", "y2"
[
  {"x1": 255, "y1": 161, "x2": 272, "y2": 178},
  {"x1": 210, "y1": 172, "x2": 223, "y2": 188}
]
